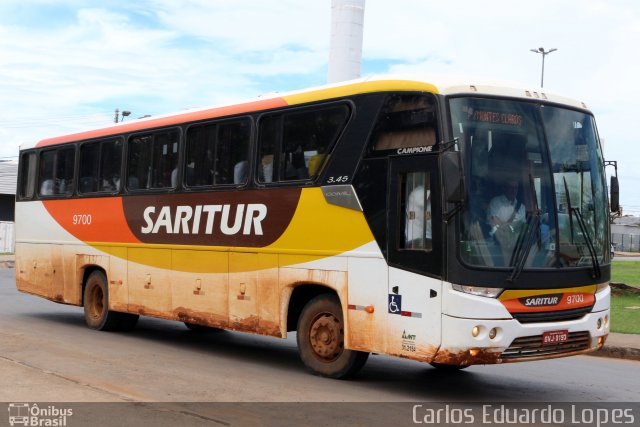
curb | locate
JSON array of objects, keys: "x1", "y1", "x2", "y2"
[
  {"x1": 0, "y1": 260, "x2": 14, "y2": 269},
  {"x1": 589, "y1": 345, "x2": 640, "y2": 362}
]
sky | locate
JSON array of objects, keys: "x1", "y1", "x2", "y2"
[{"x1": 1, "y1": 0, "x2": 639, "y2": 213}]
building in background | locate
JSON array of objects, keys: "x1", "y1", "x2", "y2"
[
  {"x1": 612, "y1": 215, "x2": 640, "y2": 253},
  {"x1": 0, "y1": 160, "x2": 17, "y2": 253}
]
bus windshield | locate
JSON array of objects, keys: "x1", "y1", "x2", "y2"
[{"x1": 450, "y1": 97, "x2": 608, "y2": 270}]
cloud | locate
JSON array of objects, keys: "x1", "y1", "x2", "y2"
[{"x1": 0, "y1": 3, "x2": 329, "y2": 158}]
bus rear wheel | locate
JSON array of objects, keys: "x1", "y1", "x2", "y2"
[
  {"x1": 296, "y1": 294, "x2": 369, "y2": 379},
  {"x1": 83, "y1": 271, "x2": 138, "y2": 331}
]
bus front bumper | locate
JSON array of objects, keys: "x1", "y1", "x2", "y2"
[{"x1": 432, "y1": 309, "x2": 610, "y2": 366}]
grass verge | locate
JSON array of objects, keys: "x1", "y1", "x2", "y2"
[
  {"x1": 611, "y1": 261, "x2": 640, "y2": 287},
  {"x1": 610, "y1": 290, "x2": 640, "y2": 334},
  {"x1": 610, "y1": 261, "x2": 640, "y2": 333}
]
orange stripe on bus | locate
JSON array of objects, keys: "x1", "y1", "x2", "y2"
[
  {"x1": 36, "y1": 98, "x2": 288, "y2": 148},
  {"x1": 42, "y1": 197, "x2": 141, "y2": 244},
  {"x1": 500, "y1": 292, "x2": 595, "y2": 313}
]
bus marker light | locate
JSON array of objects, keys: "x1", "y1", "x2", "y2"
[
  {"x1": 604, "y1": 315, "x2": 609, "y2": 326},
  {"x1": 489, "y1": 328, "x2": 497, "y2": 340},
  {"x1": 472, "y1": 326, "x2": 480, "y2": 337},
  {"x1": 597, "y1": 336, "x2": 605, "y2": 349},
  {"x1": 365, "y1": 305, "x2": 375, "y2": 314},
  {"x1": 469, "y1": 348, "x2": 480, "y2": 357}
]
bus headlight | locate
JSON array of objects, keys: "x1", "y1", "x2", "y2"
[{"x1": 452, "y1": 285, "x2": 503, "y2": 298}]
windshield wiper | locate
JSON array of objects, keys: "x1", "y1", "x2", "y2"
[
  {"x1": 507, "y1": 173, "x2": 541, "y2": 284},
  {"x1": 563, "y1": 177, "x2": 601, "y2": 279},
  {"x1": 570, "y1": 207, "x2": 601, "y2": 279},
  {"x1": 507, "y1": 212, "x2": 541, "y2": 284}
]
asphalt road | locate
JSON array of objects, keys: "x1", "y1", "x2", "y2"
[{"x1": 1, "y1": 268, "x2": 639, "y2": 425}]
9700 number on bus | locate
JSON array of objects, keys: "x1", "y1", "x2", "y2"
[{"x1": 72, "y1": 214, "x2": 92, "y2": 225}]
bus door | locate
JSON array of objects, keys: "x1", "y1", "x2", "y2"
[{"x1": 386, "y1": 155, "x2": 442, "y2": 360}]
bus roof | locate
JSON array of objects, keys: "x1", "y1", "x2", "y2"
[{"x1": 26, "y1": 75, "x2": 591, "y2": 150}]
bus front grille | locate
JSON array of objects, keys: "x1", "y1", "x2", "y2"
[
  {"x1": 500, "y1": 331, "x2": 591, "y2": 360},
  {"x1": 512, "y1": 306, "x2": 593, "y2": 323}
]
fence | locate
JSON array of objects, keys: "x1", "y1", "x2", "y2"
[
  {"x1": 0, "y1": 221, "x2": 14, "y2": 253},
  {"x1": 612, "y1": 232, "x2": 640, "y2": 253}
]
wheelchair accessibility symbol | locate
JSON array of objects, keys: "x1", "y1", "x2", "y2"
[{"x1": 388, "y1": 294, "x2": 402, "y2": 314}]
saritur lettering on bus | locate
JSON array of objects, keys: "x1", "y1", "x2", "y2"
[{"x1": 140, "y1": 203, "x2": 267, "y2": 236}]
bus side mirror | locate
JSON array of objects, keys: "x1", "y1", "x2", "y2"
[
  {"x1": 441, "y1": 151, "x2": 465, "y2": 204},
  {"x1": 610, "y1": 175, "x2": 620, "y2": 212}
]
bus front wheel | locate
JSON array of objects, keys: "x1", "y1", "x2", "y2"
[
  {"x1": 296, "y1": 294, "x2": 369, "y2": 379},
  {"x1": 83, "y1": 271, "x2": 138, "y2": 331}
]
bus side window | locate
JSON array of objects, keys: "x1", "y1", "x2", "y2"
[
  {"x1": 185, "y1": 124, "x2": 215, "y2": 187},
  {"x1": 127, "y1": 130, "x2": 179, "y2": 190},
  {"x1": 39, "y1": 147, "x2": 75, "y2": 197},
  {"x1": 281, "y1": 106, "x2": 348, "y2": 181},
  {"x1": 18, "y1": 152, "x2": 37, "y2": 199},
  {"x1": 401, "y1": 171, "x2": 432, "y2": 251},
  {"x1": 185, "y1": 118, "x2": 250, "y2": 187},
  {"x1": 79, "y1": 142, "x2": 100, "y2": 193},
  {"x1": 152, "y1": 131, "x2": 179, "y2": 188},
  {"x1": 128, "y1": 135, "x2": 151, "y2": 190},
  {"x1": 258, "y1": 116, "x2": 279, "y2": 183},
  {"x1": 369, "y1": 94, "x2": 438, "y2": 154},
  {"x1": 257, "y1": 105, "x2": 349, "y2": 184},
  {"x1": 216, "y1": 120, "x2": 250, "y2": 185},
  {"x1": 98, "y1": 140, "x2": 122, "y2": 192}
]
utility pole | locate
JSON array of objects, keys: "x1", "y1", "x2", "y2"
[
  {"x1": 114, "y1": 108, "x2": 119, "y2": 123},
  {"x1": 530, "y1": 47, "x2": 557, "y2": 88},
  {"x1": 328, "y1": 0, "x2": 366, "y2": 83}
]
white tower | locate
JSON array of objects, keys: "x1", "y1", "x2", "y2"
[{"x1": 327, "y1": 0, "x2": 366, "y2": 83}]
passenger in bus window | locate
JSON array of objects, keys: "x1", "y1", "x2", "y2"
[
  {"x1": 234, "y1": 160, "x2": 248, "y2": 184},
  {"x1": 290, "y1": 145, "x2": 308, "y2": 180},
  {"x1": 405, "y1": 184, "x2": 431, "y2": 250},
  {"x1": 260, "y1": 154, "x2": 274, "y2": 183},
  {"x1": 128, "y1": 175, "x2": 140, "y2": 190},
  {"x1": 40, "y1": 179, "x2": 54, "y2": 195},
  {"x1": 487, "y1": 179, "x2": 525, "y2": 261},
  {"x1": 101, "y1": 174, "x2": 119, "y2": 192},
  {"x1": 171, "y1": 167, "x2": 178, "y2": 187},
  {"x1": 55, "y1": 178, "x2": 67, "y2": 195},
  {"x1": 487, "y1": 179, "x2": 525, "y2": 232}
]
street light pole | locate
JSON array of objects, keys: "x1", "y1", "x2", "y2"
[
  {"x1": 114, "y1": 109, "x2": 132, "y2": 123},
  {"x1": 530, "y1": 47, "x2": 557, "y2": 88}
]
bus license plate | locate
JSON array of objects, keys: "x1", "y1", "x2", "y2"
[{"x1": 542, "y1": 330, "x2": 569, "y2": 345}]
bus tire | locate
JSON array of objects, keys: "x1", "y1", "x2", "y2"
[
  {"x1": 83, "y1": 271, "x2": 124, "y2": 331},
  {"x1": 296, "y1": 294, "x2": 369, "y2": 379}
]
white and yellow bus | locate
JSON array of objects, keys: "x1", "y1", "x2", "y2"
[{"x1": 16, "y1": 77, "x2": 613, "y2": 378}]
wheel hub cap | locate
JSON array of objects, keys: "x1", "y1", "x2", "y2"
[{"x1": 309, "y1": 313, "x2": 343, "y2": 362}]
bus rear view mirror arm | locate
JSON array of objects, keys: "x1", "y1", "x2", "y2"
[{"x1": 441, "y1": 150, "x2": 465, "y2": 204}]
